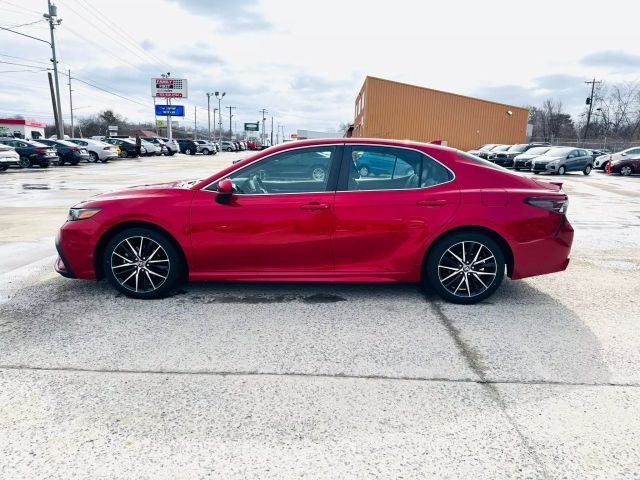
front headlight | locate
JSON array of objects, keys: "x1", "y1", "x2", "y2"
[
  {"x1": 547, "y1": 160, "x2": 559, "y2": 166},
  {"x1": 67, "y1": 207, "x2": 101, "y2": 221}
]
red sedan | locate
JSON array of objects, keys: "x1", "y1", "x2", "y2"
[{"x1": 55, "y1": 138, "x2": 573, "y2": 304}]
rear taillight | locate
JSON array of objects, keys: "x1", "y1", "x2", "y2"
[
  {"x1": 525, "y1": 196, "x2": 568, "y2": 214},
  {"x1": 69, "y1": 147, "x2": 79, "y2": 151},
  {"x1": 34, "y1": 148, "x2": 47, "y2": 153}
]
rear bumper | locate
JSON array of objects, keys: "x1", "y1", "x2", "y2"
[{"x1": 510, "y1": 216, "x2": 574, "y2": 280}]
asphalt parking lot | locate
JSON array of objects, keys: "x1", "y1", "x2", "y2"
[{"x1": 1, "y1": 153, "x2": 639, "y2": 478}]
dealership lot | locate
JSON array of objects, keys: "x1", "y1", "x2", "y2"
[{"x1": 1, "y1": 153, "x2": 639, "y2": 477}]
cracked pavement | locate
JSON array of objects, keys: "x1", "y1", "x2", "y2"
[{"x1": 1, "y1": 153, "x2": 639, "y2": 478}]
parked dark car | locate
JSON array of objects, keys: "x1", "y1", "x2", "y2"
[
  {"x1": 177, "y1": 139, "x2": 202, "y2": 155},
  {"x1": 103, "y1": 137, "x2": 140, "y2": 158},
  {"x1": 484, "y1": 144, "x2": 511, "y2": 161},
  {"x1": 0, "y1": 137, "x2": 58, "y2": 168},
  {"x1": 38, "y1": 139, "x2": 90, "y2": 165},
  {"x1": 610, "y1": 155, "x2": 640, "y2": 176},
  {"x1": 467, "y1": 144, "x2": 499, "y2": 157},
  {"x1": 491, "y1": 143, "x2": 552, "y2": 168},
  {"x1": 531, "y1": 147, "x2": 593, "y2": 175},
  {"x1": 513, "y1": 146, "x2": 552, "y2": 171}
]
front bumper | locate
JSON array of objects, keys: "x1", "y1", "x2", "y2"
[
  {"x1": 531, "y1": 162, "x2": 558, "y2": 173},
  {"x1": 55, "y1": 219, "x2": 102, "y2": 280}
]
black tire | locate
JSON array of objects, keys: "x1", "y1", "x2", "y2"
[
  {"x1": 70, "y1": 159, "x2": 80, "y2": 166},
  {"x1": 423, "y1": 232, "x2": 505, "y2": 305},
  {"x1": 89, "y1": 152, "x2": 99, "y2": 163},
  {"x1": 202, "y1": 148, "x2": 210, "y2": 155},
  {"x1": 185, "y1": 148, "x2": 193, "y2": 155},
  {"x1": 18, "y1": 156, "x2": 31, "y2": 168},
  {"x1": 557, "y1": 165, "x2": 566, "y2": 175},
  {"x1": 583, "y1": 164, "x2": 592, "y2": 175},
  {"x1": 103, "y1": 227, "x2": 182, "y2": 299},
  {"x1": 533, "y1": 171, "x2": 540, "y2": 175},
  {"x1": 226, "y1": 147, "x2": 233, "y2": 152},
  {"x1": 514, "y1": 168, "x2": 520, "y2": 171},
  {"x1": 620, "y1": 165, "x2": 633, "y2": 176},
  {"x1": 0, "y1": 165, "x2": 8, "y2": 171}
]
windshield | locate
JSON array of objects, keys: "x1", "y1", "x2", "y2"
[
  {"x1": 476, "y1": 144, "x2": 496, "y2": 151},
  {"x1": 542, "y1": 147, "x2": 572, "y2": 157},
  {"x1": 29, "y1": 141, "x2": 48, "y2": 147},
  {"x1": 55, "y1": 140, "x2": 78, "y2": 147},
  {"x1": 492, "y1": 145, "x2": 510, "y2": 152},
  {"x1": 507, "y1": 144, "x2": 528, "y2": 153},
  {"x1": 526, "y1": 147, "x2": 551, "y2": 155}
]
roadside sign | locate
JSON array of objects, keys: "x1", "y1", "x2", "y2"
[
  {"x1": 290, "y1": 133, "x2": 298, "y2": 139},
  {"x1": 155, "y1": 105, "x2": 185, "y2": 117},
  {"x1": 108, "y1": 125, "x2": 118, "y2": 133},
  {"x1": 244, "y1": 122, "x2": 259, "y2": 131},
  {"x1": 151, "y1": 78, "x2": 188, "y2": 98},
  {"x1": 156, "y1": 120, "x2": 166, "y2": 127}
]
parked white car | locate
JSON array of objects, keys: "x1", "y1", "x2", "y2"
[
  {"x1": 159, "y1": 137, "x2": 179, "y2": 155},
  {"x1": 69, "y1": 138, "x2": 118, "y2": 163},
  {"x1": 594, "y1": 146, "x2": 640, "y2": 170},
  {"x1": 0, "y1": 144, "x2": 19, "y2": 171}
]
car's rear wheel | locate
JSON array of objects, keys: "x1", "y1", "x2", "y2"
[
  {"x1": 620, "y1": 165, "x2": 633, "y2": 176},
  {"x1": 39, "y1": 161, "x2": 50, "y2": 168},
  {"x1": 103, "y1": 228, "x2": 182, "y2": 299},
  {"x1": 185, "y1": 148, "x2": 193, "y2": 155},
  {"x1": 18, "y1": 157, "x2": 31, "y2": 168},
  {"x1": 583, "y1": 164, "x2": 592, "y2": 175},
  {"x1": 202, "y1": 148, "x2": 210, "y2": 155},
  {"x1": 0, "y1": 165, "x2": 8, "y2": 171},
  {"x1": 424, "y1": 232, "x2": 505, "y2": 304},
  {"x1": 358, "y1": 165, "x2": 370, "y2": 177},
  {"x1": 70, "y1": 159, "x2": 80, "y2": 166},
  {"x1": 89, "y1": 152, "x2": 99, "y2": 163}
]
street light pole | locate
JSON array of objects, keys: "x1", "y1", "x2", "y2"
[
  {"x1": 45, "y1": 0, "x2": 64, "y2": 139},
  {"x1": 215, "y1": 91, "x2": 225, "y2": 140},
  {"x1": 67, "y1": 68, "x2": 74, "y2": 138},
  {"x1": 260, "y1": 109, "x2": 268, "y2": 146}
]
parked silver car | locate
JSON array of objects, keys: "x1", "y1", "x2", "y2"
[
  {"x1": 69, "y1": 138, "x2": 118, "y2": 163},
  {"x1": 0, "y1": 144, "x2": 19, "y2": 171},
  {"x1": 513, "y1": 146, "x2": 552, "y2": 171},
  {"x1": 159, "y1": 137, "x2": 179, "y2": 155},
  {"x1": 531, "y1": 147, "x2": 593, "y2": 175}
]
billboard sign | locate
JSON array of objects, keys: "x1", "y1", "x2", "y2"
[
  {"x1": 151, "y1": 78, "x2": 188, "y2": 98},
  {"x1": 244, "y1": 122, "x2": 259, "y2": 131},
  {"x1": 155, "y1": 104, "x2": 185, "y2": 116}
]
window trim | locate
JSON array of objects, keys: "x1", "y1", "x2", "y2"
[
  {"x1": 202, "y1": 144, "x2": 344, "y2": 196},
  {"x1": 336, "y1": 144, "x2": 456, "y2": 193}
]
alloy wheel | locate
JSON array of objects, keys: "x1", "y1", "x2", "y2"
[
  {"x1": 18, "y1": 157, "x2": 31, "y2": 168},
  {"x1": 621, "y1": 166, "x2": 632, "y2": 176},
  {"x1": 359, "y1": 166, "x2": 370, "y2": 177},
  {"x1": 110, "y1": 236, "x2": 170, "y2": 293},
  {"x1": 437, "y1": 241, "x2": 497, "y2": 298}
]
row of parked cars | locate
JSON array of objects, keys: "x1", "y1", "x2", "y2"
[
  {"x1": 468, "y1": 142, "x2": 640, "y2": 176},
  {"x1": 0, "y1": 134, "x2": 261, "y2": 171}
]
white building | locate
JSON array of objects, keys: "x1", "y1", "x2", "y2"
[
  {"x1": 0, "y1": 119, "x2": 46, "y2": 140},
  {"x1": 296, "y1": 129, "x2": 342, "y2": 140}
]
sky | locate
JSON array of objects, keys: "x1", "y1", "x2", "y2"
[{"x1": 1, "y1": 0, "x2": 639, "y2": 137}]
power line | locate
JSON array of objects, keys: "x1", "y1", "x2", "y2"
[
  {"x1": 0, "y1": 59, "x2": 48, "y2": 68},
  {"x1": 0, "y1": 25, "x2": 49, "y2": 43},
  {"x1": 0, "y1": 52, "x2": 50, "y2": 65},
  {"x1": 0, "y1": 0, "x2": 42, "y2": 15},
  {"x1": 0, "y1": 19, "x2": 47, "y2": 29}
]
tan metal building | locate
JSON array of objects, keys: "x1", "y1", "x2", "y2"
[{"x1": 351, "y1": 76, "x2": 529, "y2": 151}]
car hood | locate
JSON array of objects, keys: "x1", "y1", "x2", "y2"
[
  {"x1": 533, "y1": 156, "x2": 563, "y2": 163},
  {"x1": 76, "y1": 179, "x2": 200, "y2": 206}
]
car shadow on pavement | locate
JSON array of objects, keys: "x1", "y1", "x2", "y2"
[{"x1": 0, "y1": 273, "x2": 612, "y2": 392}]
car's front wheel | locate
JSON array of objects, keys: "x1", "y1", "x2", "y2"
[
  {"x1": 557, "y1": 165, "x2": 566, "y2": 175},
  {"x1": 358, "y1": 165, "x2": 370, "y2": 177},
  {"x1": 18, "y1": 157, "x2": 31, "y2": 168},
  {"x1": 311, "y1": 165, "x2": 326, "y2": 182},
  {"x1": 424, "y1": 232, "x2": 505, "y2": 304},
  {"x1": 104, "y1": 228, "x2": 182, "y2": 299}
]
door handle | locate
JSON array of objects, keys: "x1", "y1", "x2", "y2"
[
  {"x1": 417, "y1": 198, "x2": 447, "y2": 207},
  {"x1": 300, "y1": 202, "x2": 330, "y2": 211}
]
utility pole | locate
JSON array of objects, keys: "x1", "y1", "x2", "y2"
[
  {"x1": 47, "y1": 72, "x2": 60, "y2": 134},
  {"x1": 276, "y1": 122, "x2": 281, "y2": 144},
  {"x1": 270, "y1": 116, "x2": 274, "y2": 146},
  {"x1": 260, "y1": 109, "x2": 268, "y2": 145},
  {"x1": 67, "y1": 68, "x2": 73, "y2": 138},
  {"x1": 583, "y1": 78, "x2": 602, "y2": 142},
  {"x1": 227, "y1": 106, "x2": 236, "y2": 138},
  {"x1": 206, "y1": 92, "x2": 214, "y2": 141},
  {"x1": 45, "y1": 0, "x2": 63, "y2": 139},
  {"x1": 213, "y1": 108, "x2": 218, "y2": 141},
  {"x1": 215, "y1": 91, "x2": 225, "y2": 140},
  {"x1": 194, "y1": 106, "x2": 197, "y2": 140}
]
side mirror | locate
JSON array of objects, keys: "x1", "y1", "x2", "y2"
[
  {"x1": 217, "y1": 178, "x2": 233, "y2": 195},
  {"x1": 621, "y1": 152, "x2": 627, "y2": 156}
]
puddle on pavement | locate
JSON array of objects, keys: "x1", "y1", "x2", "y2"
[
  {"x1": 21, "y1": 184, "x2": 50, "y2": 190},
  {"x1": 186, "y1": 293, "x2": 347, "y2": 304}
]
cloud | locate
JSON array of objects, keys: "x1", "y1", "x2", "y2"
[
  {"x1": 581, "y1": 51, "x2": 640, "y2": 70},
  {"x1": 534, "y1": 74, "x2": 585, "y2": 92},
  {"x1": 168, "y1": 0, "x2": 271, "y2": 31},
  {"x1": 140, "y1": 39, "x2": 155, "y2": 51},
  {"x1": 473, "y1": 85, "x2": 537, "y2": 107}
]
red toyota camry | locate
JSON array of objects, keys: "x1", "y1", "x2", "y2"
[{"x1": 55, "y1": 138, "x2": 573, "y2": 304}]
